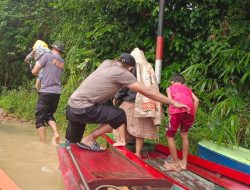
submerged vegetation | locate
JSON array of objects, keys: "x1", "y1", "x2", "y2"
[{"x1": 0, "y1": 0, "x2": 249, "y2": 152}]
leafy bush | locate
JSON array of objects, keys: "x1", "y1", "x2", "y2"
[{"x1": 0, "y1": 0, "x2": 249, "y2": 152}]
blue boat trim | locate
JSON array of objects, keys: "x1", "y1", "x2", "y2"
[{"x1": 198, "y1": 144, "x2": 250, "y2": 174}]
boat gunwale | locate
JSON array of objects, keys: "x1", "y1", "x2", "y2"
[
  {"x1": 103, "y1": 134, "x2": 250, "y2": 189},
  {"x1": 103, "y1": 134, "x2": 189, "y2": 190},
  {"x1": 155, "y1": 144, "x2": 250, "y2": 188}
]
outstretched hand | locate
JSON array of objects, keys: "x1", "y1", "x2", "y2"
[{"x1": 173, "y1": 101, "x2": 191, "y2": 113}]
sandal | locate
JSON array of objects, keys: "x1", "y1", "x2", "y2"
[{"x1": 77, "y1": 142, "x2": 105, "y2": 152}]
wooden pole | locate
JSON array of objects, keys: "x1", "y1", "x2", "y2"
[{"x1": 155, "y1": 0, "x2": 165, "y2": 84}]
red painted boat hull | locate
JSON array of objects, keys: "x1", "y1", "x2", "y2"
[
  {"x1": 103, "y1": 134, "x2": 250, "y2": 190},
  {"x1": 151, "y1": 144, "x2": 250, "y2": 190},
  {"x1": 0, "y1": 169, "x2": 21, "y2": 190},
  {"x1": 58, "y1": 135, "x2": 250, "y2": 190},
  {"x1": 58, "y1": 143, "x2": 174, "y2": 190}
]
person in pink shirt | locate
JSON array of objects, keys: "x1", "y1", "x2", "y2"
[{"x1": 164, "y1": 73, "x2": 199, "y2": 172}]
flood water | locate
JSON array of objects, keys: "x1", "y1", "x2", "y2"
[{"x1": 0, "y1": 120, "x2": 65, "y2": 190}]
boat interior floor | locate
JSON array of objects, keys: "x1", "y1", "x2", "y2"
[{"x1": 138, "y1": 146, "x2": 226, "y2": 190}]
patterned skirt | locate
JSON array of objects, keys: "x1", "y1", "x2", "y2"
[{"x1": 113, "y1": 101, "x2": 158, "y2": 141}]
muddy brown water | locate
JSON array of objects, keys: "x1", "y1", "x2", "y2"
[{"x1": 0, "y1": 120, "x2": 65, "y2": 190}]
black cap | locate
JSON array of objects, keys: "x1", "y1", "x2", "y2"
[
  {"x1": 51, "y1": 41, "x2": 64, "y2": 53},
  {"x1": 119, "y1": 53, "x2": 136, "y2": 67}
]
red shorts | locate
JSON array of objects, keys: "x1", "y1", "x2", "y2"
[{"x1": 166, "y1": 112, "x2": 194, "y2": 137}]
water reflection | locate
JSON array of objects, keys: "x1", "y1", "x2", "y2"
[{"x1": 0, "y1": 121, "x2": 65, "y2": 190}]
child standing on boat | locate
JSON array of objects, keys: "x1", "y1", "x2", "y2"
[{"x1": 164, "y1": 73, "x2": 199, "y2": 172}]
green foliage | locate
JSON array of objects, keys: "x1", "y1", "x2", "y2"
[
  {"x1": 49, "y1": 0, "x2": 159, "y2": 90},
  {"x1": 0, "y1": 82, "x2": 68, "y2": 130},
  {"x1": 0, "y1": 0, "x2": 249, "y2": 153},
  {"x1": 160, "y1": 0, "x2": 250, "y2": 149},
  {"x1": 0, "y1": 0, "x2": 55, "y2": 91},
  {"x1": 0, "y1": 85, "x2": 37, "y2": 120}
]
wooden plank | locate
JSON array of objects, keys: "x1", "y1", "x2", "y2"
[
  {"x1": 145, "y1": 158, "x2": 217, "y2": 190},
  {"x1": 155, "y1": 144, "x2": 250, "y2": 186}
]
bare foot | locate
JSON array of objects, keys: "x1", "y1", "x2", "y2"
[
  {"x1": 113, "y1": 141, "x2": 126, "y2": 147},
  {"x1": 164, "y1": 162, "x2": 181, "y2": 172},
  {"x1": 51, "y1": 135, "x2": 60, "y2": 146},
  {"x1": 179, "y1": 160, "x2": 187, "y2": 170},
  {"x1": 134, "y1": 153, "x2": 141, "y2": 158}
]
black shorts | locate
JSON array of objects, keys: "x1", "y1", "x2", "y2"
[
  {"x1": 35, "y1": 92, "x2": 60, "y2": 128},
  {"x1": 65, "y1": 104, "x2": 127, "y2": 143}
]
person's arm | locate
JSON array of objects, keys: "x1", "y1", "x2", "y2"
[
  {"x1": 192, "y1": 92, "x2": 199, "y2": 115},
  {"x1": 31, "y1": 62, "x2": 42, "y2": 76},
  {"x1": 166, "y1": 88, "x2": 172, "y2": 99},
  {"x1": 32, "y1": 53, "x2": 48, "y2": 76},
  {"x1": 24, "y1": 51, "x2": 35, "y2": 63},
  {"x1": 127, "y1": 82, "x2": 190, "y2": 110}
]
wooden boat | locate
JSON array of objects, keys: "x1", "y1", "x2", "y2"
[
  {"x1": 103, "y1": 134, "x2": 250, "y2": 190},
  {"x1": 57, "y1": 141, "x2": 180, "y2": 190},
  {"x1": 58, "y1": 135, "x2": 250, "y2": 190},
  {"x1": 198, "y1": 140, "x2": 250, "y2": 174},
  {"x1": 0, "y1": 168, "x2": 21, "y2": 190}
]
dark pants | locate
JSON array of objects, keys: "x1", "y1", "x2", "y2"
[
  {"x1": 35, "y1": 92, "x2": 60, "y2": 128},
  {"x1": 65, "y1": 104, "x2": 127, "y2": 143}
]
